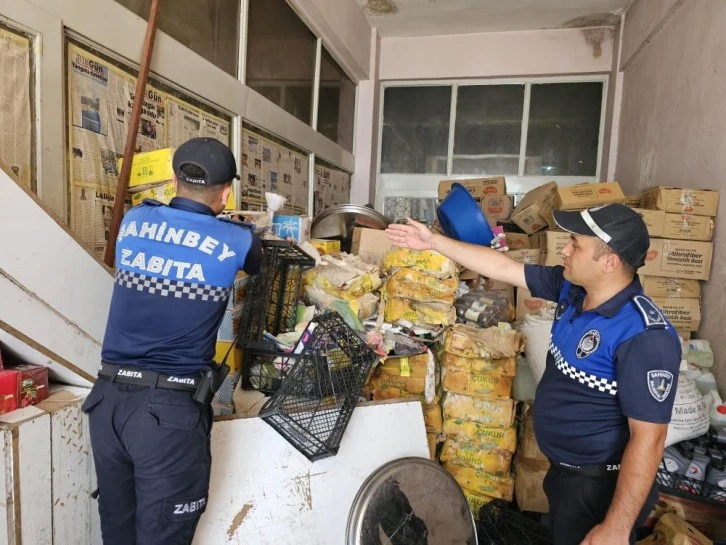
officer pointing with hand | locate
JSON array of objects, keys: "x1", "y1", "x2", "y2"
[
  {"x1": 83, "y1": 138, "x2": 263, "y2": 545},
  {"x1": 386, "y1": 204, "x2": 681, "y2": 545}
]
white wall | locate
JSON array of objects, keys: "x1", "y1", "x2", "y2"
[
  {"x1": 379, "y1": 27, "x2": 614, "y2": 81},
  {"x1": 615, "y1": 0, "x2": 726, "y2": 391}
]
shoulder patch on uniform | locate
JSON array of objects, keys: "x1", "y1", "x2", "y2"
[
  {"x1": 647, "y1": 370, "x2": 674, "y2": 402},
  {"x1": 631, "y1": 295, "x2": 667, "y2": 329},
  {"x1": 141, "y1": 198, "x2": 165, "y2": 207}
]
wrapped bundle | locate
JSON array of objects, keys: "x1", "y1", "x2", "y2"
[{"x1": 383, "y1": 248, "x2": 457, "y2": 279}]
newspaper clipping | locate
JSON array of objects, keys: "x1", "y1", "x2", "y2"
[{"x1": 0, "y1": 27, "x2": 32, "y2": 188}]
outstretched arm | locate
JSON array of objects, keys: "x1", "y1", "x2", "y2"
[{"x1": 385, "y1": 219, "x2": 527, "y2": 289}]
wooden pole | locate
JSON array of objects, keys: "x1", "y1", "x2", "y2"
[{"x1": 104, "y1": 0, "x2": 163, "y2": 267}]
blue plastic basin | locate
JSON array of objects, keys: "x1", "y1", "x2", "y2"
[{"x1": 437, "y1": 183, "x2": 495, "y2": 246}]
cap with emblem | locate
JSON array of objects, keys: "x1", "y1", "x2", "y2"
[
  {"x1": 172, "y1": 137, "x2": 240, "y2": 186},
  {"x1": 553, "y1": 203, "x2": 650, "y2": 268}
]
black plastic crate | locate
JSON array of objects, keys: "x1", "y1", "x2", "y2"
[
  {"x1": 478, "y1": 499, "x2": 553, "y2": 545},
  {"x1": 656, "y1": 467, "x2": 726, "y2": 506},
  {"x1": 238, "y1": 240, "x2": 315, "y2": 344},
  {"x1": 258, "y1": 312, "x2": 379, "y2": 461},
  {"x1": 241, "y1": 341, "x2": 303, "y2": 395}
]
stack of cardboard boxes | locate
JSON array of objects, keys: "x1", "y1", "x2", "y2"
[{"x1": 438, "y1": 177, "x2": 509, "y2": 227}]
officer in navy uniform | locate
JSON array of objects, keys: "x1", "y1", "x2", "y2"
[
  {"x1": 386, "y1": 204, "x2": 681, "y2": 545},
  {"x1": 82, "y1": 137, "x2": 263, "y2": 545}
]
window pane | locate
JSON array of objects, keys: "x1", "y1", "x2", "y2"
[
  {"x1": 381, "y1": 86, "x2": 451, "y2": 174},
  {"x1": 453, "y1": 85, "x2": 524, "y2": 175},
  {"x1": 116, "y1": 0, "x2": 240, "y2": 77},
  {"x1": 385, "y1": 197, "x2": 438, "y2": 225},
  {"x1": 526, "y1": 82, "x2": 603, "y2": 176},
  {"x1": 246, "y1": 0, "x2": 316, "y2": 125},
  {"x1": 318, "y1": 48, "x2": 355, "y2": 152}
]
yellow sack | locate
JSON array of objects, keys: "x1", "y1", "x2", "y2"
[
  {"x1": 444, "y1": 324, "x2": 523, "y2": 359},
  {"x1": 443, "y1": 418, "x2": 518, "y2": 453},
  {"x1": 378, "y1": 353, "x2": 430, "y2": 378},
  {"x1": 426, "y1": 432, "x2": 444, "y2": 461},
  {"x1": 443, "y1": 393, "x2": 516, "y2": 429},
  {"x1": 367, "y1": 371, "x2": 426, "y2": 395},
  {"x1": 442, "y1": 367, "x2": 514, "y2": 399},
  {"x1": 384, "y1": 268, "x2": 457, "y2": 303},
  {"x1": 383, "y1": 248, "x2": 457, "y2": 279},
  {"x1": 444, "y1": 463, "x2": 515, "y2": 501},
  {"x1": 385, "y1": 297, "x2": 456, "y2": 326},
  {"x1": 423, "y1": 403, "x2": 443, "y2": 433},
  {"x1": 440, "y1": 439, "x2": 512, "y2": 475},
  {"x1": 441, "y1": 351, "x2": 517, "y2": 377},
  {"x1": 462, "y1": 488, "x2": 495, "y2": 520}
]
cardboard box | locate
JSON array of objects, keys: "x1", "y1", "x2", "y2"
[
  {"x1": 510, "y1": 182, "x2": 557, "y2": 234},
  {"x1": 516, "y1": 288, "x2": 554, "y2": 321},
  {"x1": 537, "y1": 231, "x2": 571, "y2": 267},
  {"x1": 351, "y1": 227, "x2": 394, "y2": 268},
  {"x1": 641, "y1": 186, "x2": 720, "y2": 216},
  {"x1": 513, "y1": 456, "x2": 550, "y2": 513},
  {"x1": 640, "y1": 239, "x2": 713, "y2": 281},
  {"x1": 120, "y1": 147, "x2": 175, "y2": 190},
  {"x1": 623, "y1": 194, "x2": 642, "y2": 207},
  {"x1": 310, "y1": 239, "x2": 341, "y2": 256},
  {"x1": 528, "y1": 234, "x2": 541, "y2": 249},
  {"x1": 632, "y1": 208, "x2": 666, "y2": 237},
  {"x1": 650, "y1": 297, "x2": 701, "y2": 331},
  {"x1": 131, "y1": 180, "x2": 236, "y2": 210},
  {"x1": 518, "y1": 404, "x2": 547, "y2": 461},
  {"x1": 504, "y1": 232, "x2": 530, "y2": 250},
  {"x1": 272, "y1": 215, "x2": 311, "y2": 243},
  {"x1": 553, "y1": 182, "x2": 625, "y2": 210},
  {"x1": 640, "y1": 276, "x2": 701, "y2": 299},
  {"x1": 481, "y1": 278, "x2": 515, "y2": 306},
  {"x1": 662, "y1": 213, "x2": 714, "y2": 241},
  {"x1": 7, "y1": 364, "x2": 49, "y2": 407},
  {"x1": 0, "y1": 370, "x2": 19, "y2": 414},
  {"x1": 481, "y1": 194, "x2": 514, "y2": 225},
  {"x1": 506, "y1": 249, "x2": 541, "y2": 265},
  {"x1": 438, "y1": 177, "x2": 507, "y2": 199}
]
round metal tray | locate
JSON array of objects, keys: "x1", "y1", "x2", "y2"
[
  {"x1": 346, "y1": 457, "x2": 478, "y2": 545},
  {"x1": 311, "y1": 204, "x2": 390, "y2": 240}
]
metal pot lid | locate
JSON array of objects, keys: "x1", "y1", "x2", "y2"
[
  {"x1": 346, "y1": 457, "x2": 478, "y2": 545},
  {"x1": 311, "y1": 204, "x2": 390, "y2": 239}
]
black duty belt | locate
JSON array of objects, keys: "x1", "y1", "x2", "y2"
[
  {"x1": 549, "y1": 460, "x2": 621, "y2": 477},
  {"x1": 99, "y1": 363, "x2": 199, "y2": 392}
]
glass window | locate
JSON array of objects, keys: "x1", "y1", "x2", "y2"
[
  {"x1": 116, "y1": 0, "x2": 240, "y2": 77},
  {"x1": 384, "y1": 197, "x2": 438, "y2": 225},
  {"x1": 453, "y1": 85, "x2": 524, "y2": 175},
  {"x1": 525, "y1": 82, "x2": 603, "y2": 176},
  {"x1": 381, "y1": 86, "x2": 451, "y2": 174},
  {"x1": 318, "y1": 47, "x2": 355, "y2": 152},
  {"x1": 246, "y1": 0, "x2": 317, "y2": 125}
]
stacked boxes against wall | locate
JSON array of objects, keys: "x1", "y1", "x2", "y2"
[
  {"x1": 438, "y1": 323, "x2": 523, "y2": 517},
  {"x1": 369, "y1": 248, "x2": 460, "y2": 454}
]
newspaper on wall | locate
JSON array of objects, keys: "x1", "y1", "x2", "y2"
[
  {"x1": 71, "y1": 182, "x2": 131, "y2": 256},
  {"x1": 0, "y1": 27, "x2": 32, "y2": 188},
  {"x1": 166, "y1": 97, "x2": 229, "y2": 148}
]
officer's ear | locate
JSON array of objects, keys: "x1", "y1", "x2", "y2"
[{"x1": 219, "y1": 183, "x2": 232, "y2": 210}]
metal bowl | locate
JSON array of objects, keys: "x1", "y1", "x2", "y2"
[{"x1": 311, "y1": 204, "x2": 390, "y2": 252}]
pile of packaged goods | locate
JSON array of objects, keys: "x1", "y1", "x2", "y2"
[
  {"x1": 438, "y1": 323, "x2": 523, "y2": 515},
  {"x1": 0, "y1": 348, "x2": 50, "y2": 415}
]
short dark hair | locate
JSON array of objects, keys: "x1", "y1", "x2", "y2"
[
  {"x1": 176, "y1": 164, "x2": 230, "y2": 206},
  {"x1": 592, "y1": 238, "x2": 636, "y2": 277}
]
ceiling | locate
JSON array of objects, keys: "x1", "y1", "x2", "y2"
[{"x1": 358, "y1": 0, "x2": 630, "y2": 38}]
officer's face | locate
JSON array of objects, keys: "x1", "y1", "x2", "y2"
[{"x1": 561, "y1": 234, "x2": 601, "y2": 284}]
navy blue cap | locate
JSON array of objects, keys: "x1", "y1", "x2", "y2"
[
  {"x1": 553, "y1": 204, "x2": 650, "y2": 268},
  {"x1": 172, "y1": 137, "x2": 239, "y2": 186}
]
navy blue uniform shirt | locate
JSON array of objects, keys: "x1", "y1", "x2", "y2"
[
  {"x1": 525, "y1": 264, "x2": 681, "y2": 466},
  {"x1": 101, "y1": 197, "x2": 262, "y2": 375}
]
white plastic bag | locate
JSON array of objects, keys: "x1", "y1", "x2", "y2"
[
  {"x1": 665, "y1": 367, "x2": 710, "y2": 447},
  {"x1": 518, "y1": 313, "x2": 553, "y2": 384}
]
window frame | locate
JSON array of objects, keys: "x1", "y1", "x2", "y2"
[{"x1": 375, "y1": 75, "x2": 608, "y2": 212}]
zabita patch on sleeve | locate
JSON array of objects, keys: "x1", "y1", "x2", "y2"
[{"x1": 647, "y1": 370, "x2": 674, "y2": 402}]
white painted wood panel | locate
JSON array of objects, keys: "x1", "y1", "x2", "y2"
[{"x1": 195, "y1": 401, "x2": 429, "y2": 545}]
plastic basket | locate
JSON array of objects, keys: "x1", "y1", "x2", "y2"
[
  {"x1": 656, "y1": 467, "x2": 726, "y2": 506},
  {"x1": 258, "y1": 312, "x2": 379, "y2": 461},
  {"x1": 237, "y1": 240, "x2": 315, "y2": 344},
  {"x1": 241, "y1": 341, "x2": 302, "y2": 395},
  {"x1": 478, "y1": 499, "x2": 553, "y2": 545}
]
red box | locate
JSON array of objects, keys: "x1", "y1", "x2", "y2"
[
  {"x1": 0, "y1": 370, "x2": 20, "y2": 414},
  {"x1": 8, "y1": 364, "x2": 49, "y2": 407}
]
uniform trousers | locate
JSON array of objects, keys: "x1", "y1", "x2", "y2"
[{"x1": 82, "y1": 377, "x2": 213, "y2": 545}]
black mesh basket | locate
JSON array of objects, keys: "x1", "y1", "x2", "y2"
[
  {"x1": 478, "y1": 499, "x2": 554, "y2": 545},
  {"x1": 237, "y1": 240, "x2": 315, "y2": 345},
  {"x1": 241, "y1": 341, "x2": 302, "y2": 395},
  {"x1": 258, "y1": 312, "x2": 379, "y2": 461},
  {"x1": 656, "y1": 466, "x2": 726, "y2": 506}
]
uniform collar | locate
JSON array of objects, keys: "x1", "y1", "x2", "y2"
[
  {"x1": 568, "y1": 276, "x2": 643, "y2": 318},
  {"x1": 168, "y1": 197, "x2": 216, "y2": 217}
]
